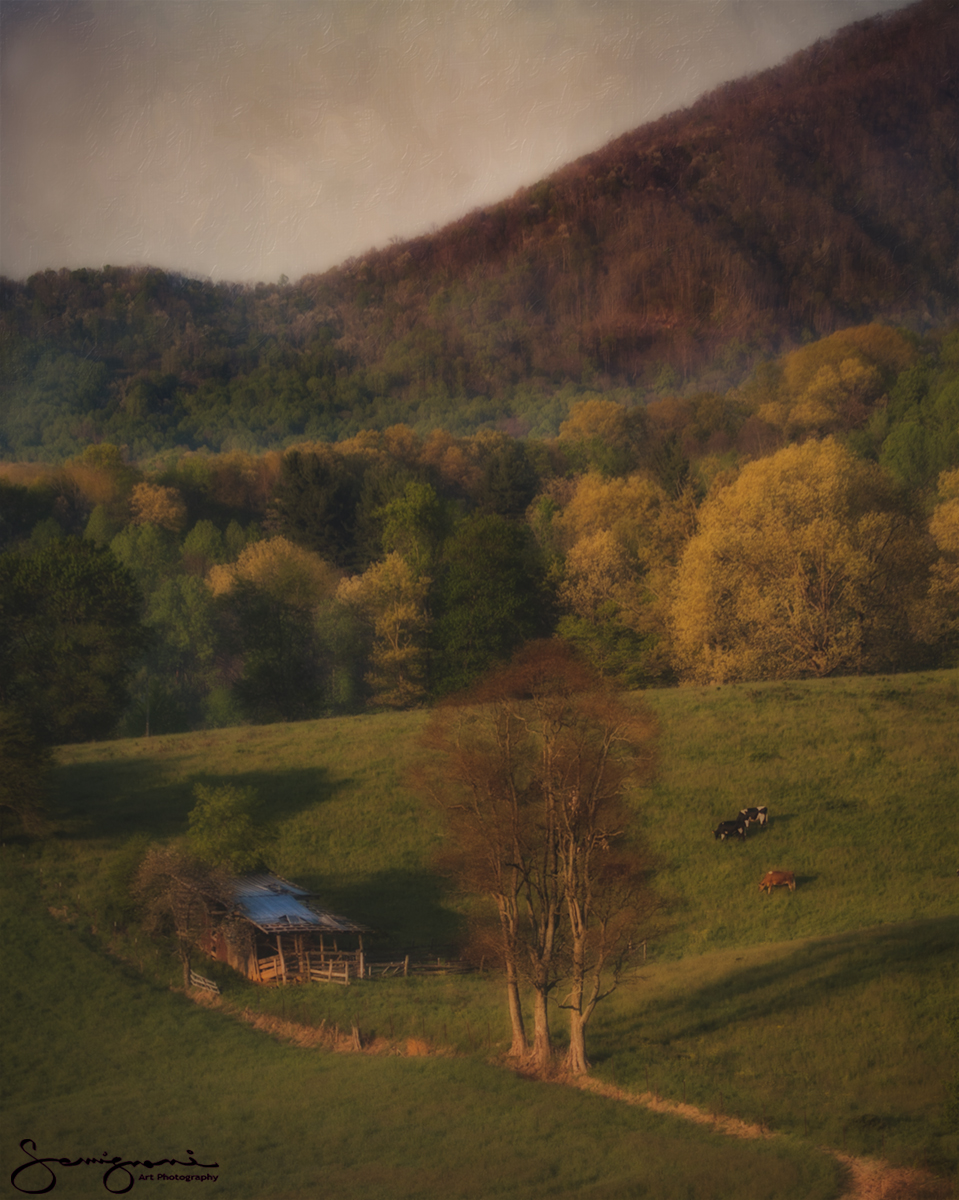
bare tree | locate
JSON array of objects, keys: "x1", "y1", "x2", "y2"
[
  {"x1": 420, "y1": 702, "x2": 533, "y2": 1058},
  {"x1": 418, "y1": 640, "x2": 658, "y2": 1074},
  {"x1": 133, "y1": 845, "x2": 232, "y2": 987}
]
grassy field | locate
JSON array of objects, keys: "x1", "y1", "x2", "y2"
[
  {"x1": 3, "y1": 669, "x2": 958, "y2": 1197},
  {"x1": 2, "y1": 856, "x2": 842, "y2": 1200}
]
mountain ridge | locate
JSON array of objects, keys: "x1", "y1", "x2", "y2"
[{"x1": 1, "y1": 0, "x2": 956, "y2": 456}]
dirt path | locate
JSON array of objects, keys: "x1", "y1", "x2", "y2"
[
  {"x1": 572, "y1": 1077, "x2": 951, "y2": 1200},
  {"x1": 189, "y1": 988, "x2": 952, "y2": 1200}
]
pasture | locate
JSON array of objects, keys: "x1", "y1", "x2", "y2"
[{"x1": 3, "y1": 669, "x2": 958, "y2": 1197}]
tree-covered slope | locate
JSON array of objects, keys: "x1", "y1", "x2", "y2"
[{"x1": 1, "y1": 0, "x2": 956, "y2": 459}]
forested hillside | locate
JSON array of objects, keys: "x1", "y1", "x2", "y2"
[
  {"x1": 1, "y1": 0, "x2": 956, "y2": 459},
  {"x1": 2, "y1": 319, "x2": 958, "y2": 739},
  {"x1": 2, "y1": 0, "x2": 958, "y2": 744}
]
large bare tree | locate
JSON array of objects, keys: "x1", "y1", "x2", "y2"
[{"x1": 418, "y1": 640, "x2": 658, "y2": 1074}]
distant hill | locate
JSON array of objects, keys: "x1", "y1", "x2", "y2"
[{"x1": 1, "y1": 0, "x2": 957, "y2": 457}]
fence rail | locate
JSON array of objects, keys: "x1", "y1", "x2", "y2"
[
  {"x1": 250, "y1": 952, "x2": 474, "y2": 985},
  {"x1": 364, "y1": 957, "x2": 472, "y2": 978},
  {"x1": 189, "y1": 970, "x2": 220, "y2": 995},
  {"x1": 256, "y1": 952, "x2": 353, "y2": 985}
]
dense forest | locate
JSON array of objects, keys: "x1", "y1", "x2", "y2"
[
  {"x1": 1, "y1": 0, "x2": 958, "y2": 745},
  {"x1": 2, "y1": 318, "x2": 958, "y2": 740},
  {"x1": 1, "y1": 0, "x2": 956, "y2": 460}
]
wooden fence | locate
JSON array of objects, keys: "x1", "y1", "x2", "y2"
[
  {"x1": 249, "y1": 949, "x2": 474, "y2": 986},
  {"x1": 363, "y1": 957, "x2": 472, "y2": 979},
  {"x1": 189, "y1": 970, "x2": 220, "y2": 995},
  {"x1": 255, "y1": 951, "x2": 354, "y2": 986}
]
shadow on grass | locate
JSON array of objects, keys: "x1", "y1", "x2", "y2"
[
  {"x1": 595, "y1": 916, "x2": 959, "y2": 1053},
  {"x1": 49, "y1": 759, "x2": 350, "y2": 842},
  {"x1": 316, "y1": 866, "x2": 468, "y2": 958}
]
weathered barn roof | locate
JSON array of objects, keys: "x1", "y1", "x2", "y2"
[{"x1": 231, "y1": 873, "x2": 367, "y2": 935}]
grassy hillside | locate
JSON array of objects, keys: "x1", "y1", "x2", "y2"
[
  {"x1": 4, "y1": 669, "x2": 958, "y2": 1195},
  {"x1": 46, "y1": 669, "x2": 959, "y2": 955},
  {"x1": 1, "y1": 856, "x2": 843, "y2": 1200}
]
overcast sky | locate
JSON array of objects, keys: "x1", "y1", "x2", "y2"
[{"x1": 1, "y1": 0, "x2": 914, "y2": 285}]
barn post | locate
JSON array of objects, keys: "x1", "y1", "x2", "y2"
[
  {"x1": 294, "y1": 933, "x2": 305, "y2": 980},
  {"x1": 277, "y1": 934, "x2": 287, "y2": 984}
]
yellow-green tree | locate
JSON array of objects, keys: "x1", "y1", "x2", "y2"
[
  {"x1": 207, "y1": 536, "x2": 338, "y2": 608},
  {"x1": 553, "y1": 472, "x2": 690, "y2": 682},
  {"x1": 336, "y1": 552, "x2": 430, "y2": 708},
  {"x1": 912, "y1": 468, "x2": 959, "y2": 660},
  {"x1": 756, "y1": 324, "x2": 916, "y2": 438},
  {"x1": 558, "y1": 397, "x2": 645, "y2": 475},
  {"x1": 671, "y1": 439, "x2": 932, "y2": 682},
  {"x1": 208, "y1": 537, "x2": 339, "y2": 722},
  {"x1": 129, "y1": 482, "x2": 188, "y2": 532}
]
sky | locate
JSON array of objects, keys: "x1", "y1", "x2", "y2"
[{"x1": 1, "y1": 0, "x2": 915, "y2": 285}]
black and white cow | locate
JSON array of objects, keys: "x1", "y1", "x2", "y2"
[
  {"x1": 713, "y1": 818, "x2": 747, "y2": 842},
  {"x1": 739, "y1": 806, "x2": 769, "y2": 829}
]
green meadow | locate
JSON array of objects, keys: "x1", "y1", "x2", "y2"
[{"x1": 3, "y1": 670, "x2": 958, "y2": 1197}]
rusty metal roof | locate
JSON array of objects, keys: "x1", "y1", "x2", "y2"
[{"x1": 231, "y1": 874, "x2": 367, "y2": 935}]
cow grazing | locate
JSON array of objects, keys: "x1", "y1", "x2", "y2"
[
  {"x1": 713, "y1": 819, "x2": 746, "y2": 842},
  {"x1": 759, "y1": 870, "x2": 795, "y2": 893},
  {"x1": 739, "y1": 806, "x2": 769, "y2": 828}
]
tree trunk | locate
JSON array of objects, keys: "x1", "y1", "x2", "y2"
[
  {"x1": 505, "y1": 964, "x2": 528, "y2": 1057},
  {"x1": 565, "y1": 1008, "x2": 589, "y2": 1076},
  {"x1": 530, "y1": 984, "x2": 553, "y2": 1072},
  {"x1": 564, "y1": 932, "x2": 590, "y2": 1075}
]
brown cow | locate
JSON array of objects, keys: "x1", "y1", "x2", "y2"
[{"x1": 759, "y1": 870, "x2": 796, "y2": 893}]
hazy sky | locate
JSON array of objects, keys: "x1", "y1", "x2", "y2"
[{"x1": 1, "y1": 0, "x2": 913, "y2": 285}]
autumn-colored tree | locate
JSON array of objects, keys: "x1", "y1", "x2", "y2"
[
  {"x1": 207, "y1": 535, "x2": 338, "y2": 608},
  {"x1": 417, "y1": 641, "x2": 657, "y2": 1074},
  {"x1": 337, "y1": 552, "x2": 431, "y2": 708},
  {"x1": 57, "y1": 445, "x2": 140, "y2": 530},
  {"x1": 671, "y1": 439, "x2": 933, "y2": 683},
  {"x1": 912, "y1": 468, "x2": 959, "y2": 661},
  {"x1": 756, "y1": 325, "x2": 916, "y2": 438},
  {"x1": 557, "y1": 532, "x2": 660, "y2": 687},
  {"x1": 553, "y1": 472, "x2": 690, "y2": 682},
  {"x1": 129, "y1": 482, "x2": 188, "y2": 532}
]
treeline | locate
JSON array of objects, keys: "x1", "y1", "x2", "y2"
[
  {"x1": 2, "y1": 0, "x2": 956, "y2": 462},
  {"x1": 2, "y1": 321, "x2": 957, "y2": 742}
]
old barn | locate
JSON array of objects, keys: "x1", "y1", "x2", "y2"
[{"x1": 201, "y1": 872, "x2": 368, "y2": 985}]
